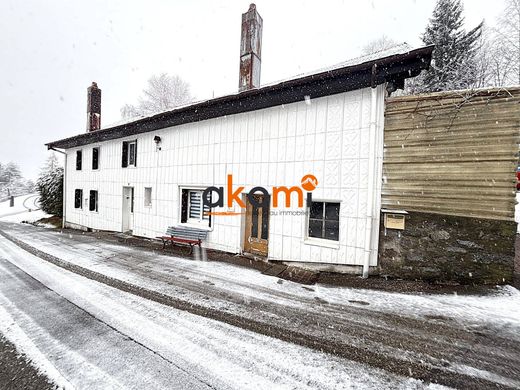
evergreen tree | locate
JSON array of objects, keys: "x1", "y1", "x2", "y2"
[
  {"x1": 37, "y1": 154, "x2": 64, "y2": 216},
  {"x1": 416, "y1": 0, "x2": 483, "y2": 92}
]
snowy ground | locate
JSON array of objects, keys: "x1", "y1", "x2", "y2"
[
  {"x1": 0, "y1": 234, "x2": 445, "y2": 390},
  {"x1": 0, "y1": 193, "x2": 49, "y2": 224},
  {"x1": 0, "y1": 222, "x2": 518, "y2": 388}
]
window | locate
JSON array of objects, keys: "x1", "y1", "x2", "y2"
[
  {"x1": 76, "y1": 150, "x2": 82, "y2": 170},
  {"x1": 308, "y1": 201, "x2": 340, "y2": 241},
  {"x1": 180, "y1": 189, "x2": 211, "y2": 226},
  {"x1": 122, "y1": 140, "x2": 137, "y2": 167},
  {"x1": 144, "y1": 187, "x2": 152, "y2": 207},
  {"x1": 92, "y1": 147, "x2": 99, "y2": 170},
  {"x1": 74, "y1": 189, "x2": 83, "y2": 209},
  {"x1": 89, "y1": 190, "x2": 98, "y2": 212}
]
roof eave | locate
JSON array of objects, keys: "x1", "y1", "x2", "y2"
[{"x1": 46, "y1": 45, "x2": 434, "y2": 150}]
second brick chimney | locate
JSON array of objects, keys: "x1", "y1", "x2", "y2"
[
  {"x1": 239, "y1": 4, "x2": 263, "y2": 92},
  {"x1": 87, "y1": 82, "x2": 101, "y2": 132}
]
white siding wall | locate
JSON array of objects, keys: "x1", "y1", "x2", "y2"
[{"x1": 65, "y1": 86, "x2": 385, "y2": 266}]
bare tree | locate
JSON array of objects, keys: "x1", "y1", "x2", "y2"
[
  {"x1": 121, "y1": 73, "x2": 194, "y2": 119},
  {"x1": 361, "y1": 35, "x2": 398, "y2": 55},
  {"x1": 474, "y1": 24, "x2": 514, "y2": 87},
  {"x1": 470, "y1": 0, "x2": 520, "y2": 88},
  {"x1": 472, "y1": 24, "x2": 495, "y2": 88},
  {"x1": 493, "y1": 0, "x2": 520, "y2": 85}
]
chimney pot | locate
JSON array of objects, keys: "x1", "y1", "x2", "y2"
[
  {"x1": 239, "y1": 4, "x2": 262, "y2": 92},
  {"x1": 87, "y1": 82, "x2": 101, "y2": 132}
]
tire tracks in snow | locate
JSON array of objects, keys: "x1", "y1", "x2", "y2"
[{"x1": 0, "y1": 227, "x2": 517, "y2": 390}]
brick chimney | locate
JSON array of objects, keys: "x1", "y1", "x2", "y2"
[
  {"x1": 86, "y1": 82, "x2": 101, "y2": 132},
  {"x1": 239, "y1": 4, "x2": 262, "y2": 92}
]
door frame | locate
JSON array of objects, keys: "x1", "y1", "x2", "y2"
[{"x1": 122, "y1": 186, "x2": 134, "y2": 233}]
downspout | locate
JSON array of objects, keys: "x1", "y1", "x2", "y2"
[
  {"x1": 48, "y1": 146, "x2": 66, "y2": 229},
  {"x1": 362, "y1": 64, "x2": 378, "y2": 278},
  {"x1": 370, "y1": 84, "x2": 385, "y2": 269}
]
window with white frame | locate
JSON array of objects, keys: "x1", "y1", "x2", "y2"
[
  {"x1": 180, "y1": 189, "x2": 211, "y2": 226},
  {"x1": 308, "y1": 201, "x2": 340, "y2": 241},
  {"x1": 144, "y1": 187, "x2": 152, "y2": 207},
  {"x1": 122, "y1": 140, "x2": 137, "y2": 167}
]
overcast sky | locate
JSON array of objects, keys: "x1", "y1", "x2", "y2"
[{"x1": 0, "y1": 0, "x2": 503, "y2": 179}]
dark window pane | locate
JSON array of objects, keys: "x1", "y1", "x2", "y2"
[
  {"x1": 251, "y1": 205, "x2": 259, "y2": 238},
  {"x1": 76, "y1": 151, "x2": 82, "y2": 170},
  {"x1": 308, "y1": 219, "x2": 323, "y2": 238},
  {"x1": 325, "y1": 203, "x2": 340, "y2": 221},
  {"x1": 309, "y1": 202, "x2": 323, "y2": 219},
  {"x1": 89, "y1": 191, "x2": 98, "y2": 212},
  {"x1": 122, "y1": 142, "x2": 128, "y2": 167},
  {"x1": 130, "y1": 188, "x2": 134, "y2": 213},
  {"x1": 74, "y1": 189, "x2": 82, "y2": 209},
  {"x1": 324, "y1": 221, "x2": 340, "y2": 241},
  {"x1": 181, "y1": 189, "x2": 188, "y2": 223},
  {"x1": 92, "y1": 148, "x2": 99, "y2": 170}
]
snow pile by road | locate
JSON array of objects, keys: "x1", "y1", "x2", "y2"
[{"x1": 0, "y1": 194, "x2": 49, "y2": 224}]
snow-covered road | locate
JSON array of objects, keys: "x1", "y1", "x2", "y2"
[
  {"x1": 1, "y1": 221, "x2": 519, "y2": 388},
  {"x1": 0, "y1": 233, "x2": 448, "y2": 389}
]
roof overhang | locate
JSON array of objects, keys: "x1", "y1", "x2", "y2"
[{"x1": 46, "y1": 45, "x2": 433, "y2": 150}]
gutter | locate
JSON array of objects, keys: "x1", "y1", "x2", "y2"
[{"x1": 48, "y1": 146, "x2": 67, "y2": 229}]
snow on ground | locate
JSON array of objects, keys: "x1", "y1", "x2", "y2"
[
  {"x1": 315, "y1": 284, "x2": 520, "y2": 336},
  {"x1": 0, "y1": 306, "x2": 74, "y2": 390},
  {"x1": 0, "y1": 194, "x2": 49, "y2": 224},
  {"x1": 0, "y1": 235, "x2": 446, "y2": 389},
  {"x1": 12, "y1": 225, "x2": 520, "y2": 340},
  {"x1": 1, "y1": 223, "x2": 519, "y2": 387}
]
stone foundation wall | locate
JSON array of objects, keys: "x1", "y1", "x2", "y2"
[
  {"x1": 378, "y1": 211, "x2": 516, "y2": 284},
  {"x1": 515, "y1": 235, "x2": 520, "y2": 288}
]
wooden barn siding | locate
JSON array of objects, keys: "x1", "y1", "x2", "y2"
[{"x1": 382, "y1": 87, "x2": 520, "y2": 221}]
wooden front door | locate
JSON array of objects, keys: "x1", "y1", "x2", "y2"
[{"x1": 243, "y1": 194, "x2": 269, "y2": 256}]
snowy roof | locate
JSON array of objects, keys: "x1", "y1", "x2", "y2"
[{"x1": 47, "y1": 44, "x2": 433, "y2": 150}]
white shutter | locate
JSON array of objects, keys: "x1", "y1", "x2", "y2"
[{"x1": 189, "y1": 191, "x2": 202, "y2": 220}]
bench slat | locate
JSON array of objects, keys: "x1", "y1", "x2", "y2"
[{"x1": 166, "y1": 226, "x2": 208, "y2": 240}]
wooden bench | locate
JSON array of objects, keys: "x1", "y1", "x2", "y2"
[{"x1": 157, "y1": 226, "x2": 208, "y2": 254}]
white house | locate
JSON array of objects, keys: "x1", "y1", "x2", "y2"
[{"x1": 46, "y1": 5, "x2": 433, "y2": 275}]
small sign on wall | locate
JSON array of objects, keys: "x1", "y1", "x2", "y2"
[{"x1": 382, "y1": 209, "x2": 408, "y2": 236}]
